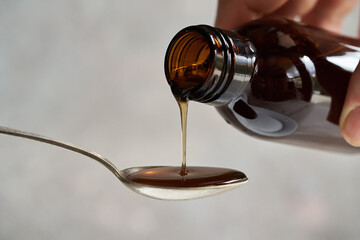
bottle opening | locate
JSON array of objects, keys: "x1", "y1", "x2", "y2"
[{"x1": 165, "y1": 30, "x2": 213, "y2": 99}]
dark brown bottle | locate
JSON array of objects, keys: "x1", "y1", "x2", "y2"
[{"x1": 164, "y1": 18, "x2": 360, "y2": 151}]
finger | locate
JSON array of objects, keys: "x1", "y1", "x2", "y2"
[
  {"x1": 339, "y1": 63, "x2": 360, "y2": 147},
  {"x1": 266, "y1": 0, "x2": 318, "y2": 20},
  {"x1": 215, "y1": 0, "x2": 288, "y2": 29},
  {"x1": 302, "y1": 0, "x2": 359, "y2": 33}
]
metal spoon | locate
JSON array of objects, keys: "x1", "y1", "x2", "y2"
[{"x1": 0, "y1": 126, "x2": 247, "y2": 200}]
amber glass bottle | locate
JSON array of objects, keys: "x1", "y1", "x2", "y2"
[{"x1": 164, "y1": 18, "x2": 360, "y2": 151}]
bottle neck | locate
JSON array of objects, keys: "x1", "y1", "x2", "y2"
[{"x1": 164, "y1": 25, "x2": 255, "y2": 103}]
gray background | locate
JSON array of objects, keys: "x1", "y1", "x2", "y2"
[{"x1": 0, "y1": 1, "x2": 360, "y2": 239}]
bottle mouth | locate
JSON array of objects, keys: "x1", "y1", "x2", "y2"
[{"x1": 164, "y1": 28, "x2": 214, "y2": 100}]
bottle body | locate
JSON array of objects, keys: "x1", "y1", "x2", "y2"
[{"x1": 164, "y1": 18, "x2": 360, "y2": 151}]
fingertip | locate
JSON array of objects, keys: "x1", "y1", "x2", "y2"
[
  {"x1": 340, "y1": 106, "x2": 360, "y2": 147},
  {"x1": 339, "y1": 63, "x2": 360, "y2": 147}
]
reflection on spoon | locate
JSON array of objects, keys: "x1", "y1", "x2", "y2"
[{"x1": 0, "y1": 126, "x2": 247, "y2": 200}]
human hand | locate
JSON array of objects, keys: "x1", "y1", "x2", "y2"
[
  {"x1": 215, "y1": 0, "x2": 360, "y2": 146},
  {"x1": 215, "y1": 0, "x2": 358, "y2": 32}
]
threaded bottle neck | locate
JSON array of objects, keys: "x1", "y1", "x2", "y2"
[{"x1": 165, "y1": 25, "x2": 250, "y2": 103}]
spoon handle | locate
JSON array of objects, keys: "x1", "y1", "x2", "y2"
[{"x1": 0, "y1": 126, "x2": 122, "y2": 179}]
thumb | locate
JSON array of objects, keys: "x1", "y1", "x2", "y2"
[{"x1": 339, "y1": 63, "x2": 360, "y2": 147}]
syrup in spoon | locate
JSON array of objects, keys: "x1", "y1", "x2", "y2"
[{"x1": 124, "y1": 99, "x2": 247, "y2": 200}]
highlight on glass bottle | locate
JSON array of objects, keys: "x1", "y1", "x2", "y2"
[{"x1": 165, "y1": 18, "x2": 360, "y2": 151}]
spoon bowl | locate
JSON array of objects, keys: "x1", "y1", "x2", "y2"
[{"x1": 119, "y1": 166, "x2": 247, "y2": 200}]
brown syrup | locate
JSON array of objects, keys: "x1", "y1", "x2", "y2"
[
  {"x1": 127, "y1": 166, "x2": 246, "y2": 187},
  {"x1": 128, "y1": 95, "x2": 246, "y2": 189},
  {"x1": 178, "y1": 99, "x2": 188, "y2": 176}
]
